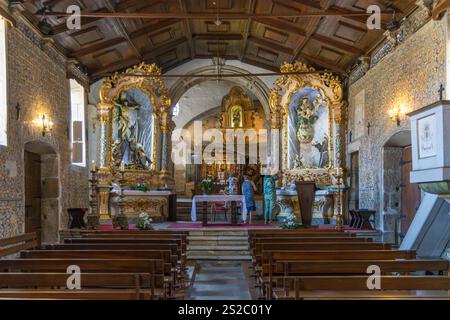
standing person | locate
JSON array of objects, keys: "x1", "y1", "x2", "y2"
[
  {"x1": 228, "y1": 173, "x2": 238, "y2": 195},
  {"x1": 263, "y1": 172, "x2": 280, "y2": 224},
  {"x1": 241, "y1": 174, "x2": 257, "y2": 224}
]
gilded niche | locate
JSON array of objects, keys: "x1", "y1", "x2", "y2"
[{"x1": 220, "y1": 86, "x2": 257, "y2": 129}]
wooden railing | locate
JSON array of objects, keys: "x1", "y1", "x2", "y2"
[{"x1": 0, "y1": 233, "x2": 38, "y2": 257}]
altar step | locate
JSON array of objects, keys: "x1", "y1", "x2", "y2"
[{"x1": 187, "y1": 230, "x2": 251, "y2": 261}]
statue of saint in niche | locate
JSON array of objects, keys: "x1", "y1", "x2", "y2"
[
  {"x1": 112, "y1": 92, "x2": 152, "y2": 170},
  {"x1": 230, "y1": 105, "x2": 243, "y2": 128},
  {"x1": 296, "y1": 96, "x2": 317, "y2": 144},
  {"x1": 312, "y1": 135, "x2": 329, "y2": 168}
]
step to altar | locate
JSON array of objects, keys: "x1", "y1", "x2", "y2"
[{"x1": 187, "y1": 230, "x2": 251, "y2": 261}]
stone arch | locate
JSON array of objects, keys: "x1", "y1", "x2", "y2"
[
  {"x1": 169, "y1": 64, "x2": 271, "y2": 117},
  {"x1": 380, "y1": 129, "x2": 413, "y2": 243},
  {"x1": 24, "y1": 140, "x2": 60, "y2": 244}
]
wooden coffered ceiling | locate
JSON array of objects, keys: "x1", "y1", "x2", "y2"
[{"x1": 15, "y1": 0, "x2": 419, "y2": 80}]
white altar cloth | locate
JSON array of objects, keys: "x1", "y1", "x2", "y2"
[{"x1": 191, "y1": 195, "x2": 247, "y2": 222}]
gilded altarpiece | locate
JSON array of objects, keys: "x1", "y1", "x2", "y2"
[
  {"x1": 269, "y1": 62, "x2": 348, "y2": 226},
  {"x1": 91, "y1": 63, "x2": 175, "y2": 225}
]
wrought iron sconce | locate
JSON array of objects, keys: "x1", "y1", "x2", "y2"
[
  {"x1": 33, "y1": 114, "x2": 53, "y2": 136},
  {"x1": 389, "y1": 105, "x2": 407, "y2": 127}
]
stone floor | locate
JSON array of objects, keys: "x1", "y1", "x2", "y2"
[{"x1": 186, "y1": 261, "x2": 252, "y2": 300}]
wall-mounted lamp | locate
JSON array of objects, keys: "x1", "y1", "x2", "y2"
[
  {"x1": 389, "y1": 105, "x2": 407, "y2": 127},
  {"x1": 33, "y1": 114, "x2": 53, "y2": 136}
]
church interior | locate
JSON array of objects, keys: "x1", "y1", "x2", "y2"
[{"x1": 0, "y1": 0, "x2": 449, "y2": 301}]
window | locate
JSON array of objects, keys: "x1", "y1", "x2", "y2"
[
  {"x1": 0, "y1": 17, "x2": 7, "y2": 146},
  {"x1": 70, "y1": 79, "x2": 86, "y2": 166},
  {"x1": 173, "y1": 102, "x2": 179, "y2": 116}
]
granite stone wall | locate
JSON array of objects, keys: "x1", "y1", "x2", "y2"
[
  {"x1": 347, "y1": 17, "x2": 447, "y2": 236},
  {"x1": 0, "y1": 17, "x2": 89, "y2": 241}
]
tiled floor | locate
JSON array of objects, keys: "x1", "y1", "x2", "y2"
[{"x1": 186, "y1": 261, "x2": 252, "y2": 300}]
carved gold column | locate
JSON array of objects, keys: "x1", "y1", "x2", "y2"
[
  {"x1": 332, "y1": 101, "x2": 348, "y2": 228},
  {"x1": 96, "y1": 102, "x2": 113, "y2": 221},
  {"x1": 269, "y1": 91, "x2": 284, "y2": 181}
]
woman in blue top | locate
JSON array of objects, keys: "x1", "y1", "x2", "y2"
[
  {"x1": 241, "y1": 174, "x2": 257, "y2": 224},
  {"x1": 263, "y1": 172, "x2": 280, "y2": 224}
]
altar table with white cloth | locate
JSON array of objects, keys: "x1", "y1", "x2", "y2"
[{"x1": 191, "y1": 195, "x2": 247, "y2": 225}]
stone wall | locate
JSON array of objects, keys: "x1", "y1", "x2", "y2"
[
  {"x1": 347, "y1": 16, "x2": 447, "y2": 235},
  {"x1": 0, "y1": 15, "x2": 89, "y2": 241}
]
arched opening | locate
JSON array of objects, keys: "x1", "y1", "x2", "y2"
[
  {"x1": 24, "y1": 141, "x2": 59, "y2": 245},
  {"x1": 381, "y1": 130, "x2": 420, "y2": 243},
  {"x1": 171, "y1": 81, "x2": 268, "y2": 222}
]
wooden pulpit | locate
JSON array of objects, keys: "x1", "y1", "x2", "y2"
[{"x1": 295, "y1": 181, "x2": 316, "y2": 227}]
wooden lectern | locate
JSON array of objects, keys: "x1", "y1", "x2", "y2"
[{"x1": 295, "y1": 181, "x2": 316, "y2": 227}]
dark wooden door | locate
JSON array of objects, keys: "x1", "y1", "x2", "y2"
[
  {"x1": 350, "y1": 152, "x2": 360, "y2": 210},
  {"x1": 400, "y1": 146, "x2": 421, "y2": 237},
  {"x1": 24, "y1": 151, "x2": 42, "y2": 245}
]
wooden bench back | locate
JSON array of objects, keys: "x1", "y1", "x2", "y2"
[
  {"x1": 20, "y1": 250, "x2": 175, "y2": 267},
  {"x1": 262, "y1": 259, "x2": 449, "y2": 275},
  {"x1": 42, "y1": 243, "x2": 179, "y2": 255},
  {"x1": 284, "y1": 275, "x2": 450, "y2": 292},
  {"x1": 263, "y1": 250, "x2": 416, "y2": 263},
  {"x1": 255, "y1": 242, "x2": 390, "y2": 255},
  {"x1": 0, "y1": 233, "x2": 38, "y2": 257},
  {"x1": 0, "y1": 258, "x2": 168, "y2": 274},
  {"x1": 0, "y1": 289, "x2": 153, "y2": 300}
]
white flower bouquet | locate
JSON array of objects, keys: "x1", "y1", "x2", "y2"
[{"x1": 136, "y1": 212, "x2": 153, "y2": 230}]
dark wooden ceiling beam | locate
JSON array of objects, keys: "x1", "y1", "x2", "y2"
[
  {"x1": 91, "y1": 57, "x2": 141, "y2": 78},
  {"x1": 311, "y1": 33, "x2": 364, "y2": 55},
  {"x1": 193, "y1": 33, "x2": 244, "y2": 41},
  {"x1": 248, "y1": 36, "x2": 293, "y2": 55},
  {"x1": 129, "y1": 19, "x2": 181, "y2": 39},
  {"x1": 240, "y1": 0, "x2": 257, "y2": 60},
  {"x1": 298, "y1": 52, "x2": 345, "y2": 73},
  {"x1": 241, "y1": 57, "x2": 279, "y2": 72},
  {"x1": 178, "y1": 0, "x2": 195, "y2": 59},
  {"x1": 103, "y1": 0, "x2": 142, "y2": 60},
  {"x1": 68, "y1": 37, "x2": 126, "y2": 58}
]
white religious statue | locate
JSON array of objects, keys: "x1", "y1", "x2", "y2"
[{"x1": 296, "y1": 96, "x2": 318, "y2": 143}]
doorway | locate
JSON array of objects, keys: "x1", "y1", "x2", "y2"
[
  {"x1": 24, "y1": 150, "x2": 42, "y2": 245},
  {"x1": 24, "y1": 141, "x2": 59, "y2": 244},
  {"x1": 400, "y1": 146, "x2": 421, "y2": 237},
  {"x1": 349, "y1": 151, "x2": 360, "y2": 210}
]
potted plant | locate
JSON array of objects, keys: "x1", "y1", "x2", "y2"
[
  {"x1": 280, "y1": 213, "x2": 303, "y2": 229},
  {"x1": 200, "y1": 176, "x2": 215, "y2": 195},
  {"x1": 136, "y1": 212, "x2": 153, "y2": 230}
]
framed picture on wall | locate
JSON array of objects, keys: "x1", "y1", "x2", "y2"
[{"x1": 417, "y1": 114, "x2": 437, "y2": 159}]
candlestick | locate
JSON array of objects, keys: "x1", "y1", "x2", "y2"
[
  {"x1": 120, "y1": 161, "x2": 125, "y2": 172},
  {"x1": 90, "y1": 160, "x2": 96, "y2": 172}
]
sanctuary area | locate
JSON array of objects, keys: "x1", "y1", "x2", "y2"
[{"x1": 0, "y1": 0, "x2": 449, "y2": 301}]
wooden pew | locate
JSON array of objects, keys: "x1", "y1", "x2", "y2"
[
  {"x1": 20, "y1": 250, "x2": 178, "y2": 289},
  {"x1": 252, "y1": 242, "x2": 392, "y2": 267},
  {"x1": 276, "y1": 275, "x2": 450, "y2": 300},
  {"x1": 262, "y1": 259, "x2": 449, "y2": 299},
  {"x1": 0, "y1": 289, "x2": 153, "y2": 300},
  {"x1": 64, "y1": 237, "x2": 186, "y2": 267},
  {"x1": 258, "y1": 249, "x2": 416, "y2": 298},
  {"x1": 0, "y1": 233, "x2": 38, "y2": 257},
  {"x1": 0, "y1": 273, "x2": 159, "y2": 300},
  {"x1": 0, "y1": 259, "x2": 170, "y2": 299}
]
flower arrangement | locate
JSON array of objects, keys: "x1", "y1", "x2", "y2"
[
  {"x1": 280, "y1": 213, "x2": 302, "y2": 229},
  {"x1": 129, "y1": 183, "x2": 150, "y2": 192},
  {"x1": 136, "y1": 212, "x2": 153, "y2": 230},
  {"x1": 200, "y1": 176, "x2": 215, "y2": 194}
]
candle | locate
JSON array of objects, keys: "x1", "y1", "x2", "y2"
[
  {"x1": 91, "y1": 160, "x2": 96, "y2": 171},
  {"x1": 120, "y1": 161, "x2": 125, "y2": 172}
]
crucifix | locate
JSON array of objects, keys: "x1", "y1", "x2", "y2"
[
  {"x1": 439, "y1": 84, "x2": 445, "y2": 100},
  {"x1": 367, "y1": 122, "x2": 371, "y2": 136},
  {"x1": 15, "y1": 103, "x2": 21, "y2": 120}
]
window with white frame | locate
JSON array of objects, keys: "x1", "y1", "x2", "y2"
[
  {"x1": 0, "y1": 17, "x2": 7, "y2": 147},
  {"x1": 70, "y1": 79, "x2": 86, "y2": 166},
  {"x1": 173, "y1": 102, "x2": 179, "y2": 116}
]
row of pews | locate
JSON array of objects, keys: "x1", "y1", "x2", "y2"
[
  {"x1": 248, "y1": 229, "x2": 450, "y2": 300},
  {"x1": 0, "y1": 231, "x2": 189, "y2": 300}
]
